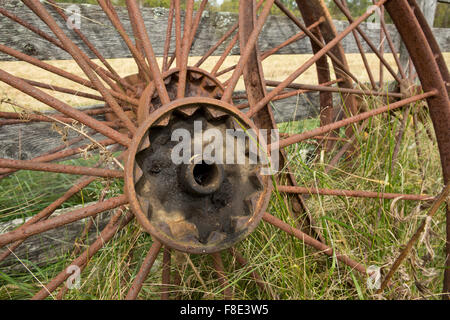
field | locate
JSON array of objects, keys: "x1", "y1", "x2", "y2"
[
  {"x1": 2, "y1": 53, "x2": 449, "y2": 111},
  {"x1": 0, "y1": 54, "x2": 449, "y2": 300}
]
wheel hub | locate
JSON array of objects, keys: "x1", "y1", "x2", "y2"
[
  {"x1": 136, "y1": 67, "x2": 224, "y2": 124},
  {"x1": 125, "y1": 98, "x2": 272, "y2": 253}
]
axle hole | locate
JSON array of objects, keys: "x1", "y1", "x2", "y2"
[{"x1": 193, "y1": 162, "x2": 218, "y2": 186}]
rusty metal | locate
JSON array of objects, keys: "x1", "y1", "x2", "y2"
[
  {"x1": 0, "y1": 5, "x2": 126, "y2": 93},
  {"x1": 277, "y1": 185, "x2": 434, "y2": 201},
  {"x1": 194, "y1": 23, "x2": 239, "y2": 69},
  {"x1": 221, "y1": 0, "x2": 275, "y2": 102},
  {"x1": 276, "y1": 91, "x2": 436, "y2": 149},
  {"x1": 0, "y1": 69, "x2": 131, "y2": 146},
  {"x1": 265, "y1": 80, "x2": 405, "y2": 98},
  {"x1": 22, "y1": 0, "x2": 138, "y2": 134},
  {"x1": 174, "y1": 0, "x2": 182, "y2": 69},
  {"x1": 0, "y1": 44, "x2": 139, "y2": 106},
  {"x1": 0, "y1": 195, "x2": 128, "y2": 248},
  {"x1": 0, "y1": 158, "x2": 124, "y2": 178},
  {"x1": 247, "y1": 0, "x2": 389, "y2": 119},
  {"x1": 177, "y1": 0, "x2": 194, "y2": 99},
  {"x1": 161, "y1": 247, "x2": 172, "y2": 300},
  {"x1": 239, "y1": 0, "x2": 326, "y2": 244},
  {"x1": 125, "y1": 98, "x2": 272, "y2": 254},
  {"x1": 0, "y1": 0, "x2": 449, "y2": 300},
  {"x1": 215, "y1": 17, "x2": 324, "y2": 78},
  {"x1": 340, "y1": 0, "x2": 378, "y2": 89},
  {"x1": 236, "y1": 79, "x2": 345, "y2": 109},
  {"x1": 263, "y1": 212, "x2": 367, "y2": 274},
  {"x1": 383, "y1": 0, "x2": 450, "y2": 299},
  {"x1": 332, "y1": 0, "x2": 402, "y2": 84},
  {"x1": 125, "y1": 240, "x2": 162, "y2": 300},
  {"x1": 46, "y1": 0, "x2": 133, "y2": 90},
  {"x1": 406, "y1": 0, "x2": 450, "y2": 88},
  {"x1": 211, "y1": 252, "x2": 232, "y2": 299},
  {"x1": 137, "y1": 67, "x2": 224, "y2": 124},
  {"x1": 97, "y1": 0, "x2": 151, "y2": 81},
  {"x1": 0, "y1": 138, "x2": 116, "y2": 175},
  {"x1": 211, "y1": 33, "x2": 239, "y2": 76},
  {"x1": 32, "y1": 209, "x2": 134, "y2": 300},
  {"x1": 277, "y1": 0, "x2": 368, "y2": 92},
  {"x1": 0, "y1": 175, "x2": 98, "y2": 264},
  {"x1": 126, "y1": 0, "x2": 171, "y2": 105},
  {"x1": 163, "y1": 1, "x2": 175, "y2": 72}
]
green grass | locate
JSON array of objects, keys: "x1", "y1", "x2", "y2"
[{"x1": 0, "y1": 98, "x2": 447, "y2": 300}]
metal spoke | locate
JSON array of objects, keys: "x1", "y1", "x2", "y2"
[
  {"x1": 211, "y1": 33, "x2": 239, "y2": 76},
  {"x1": 31, "y1": 209, "x2": 134, "y2": 300},
  {"x1": 265, "y1": 80, "x2": 404, "y2": 98},
  {"x1": 19, "y1": 79, "x2": 105, "y2": 102},
  {"x1": 174, "y1": 0, "x2": 182, "y2": 69},
  {"x1": 161, "y1": 247, "x2": 172, "y2": 300},
  {"x1": 46, "y1": 0, "x2": 132, "y2": 90},
  {"x1": 215, "y1": 16, "x2": 323, "y2": 78},
  {"x1": 340, "y1": 0, "x2": 378, "y2": 89},
  {"x1": 236, "y1": 79, "x2": 344, "y2": 109},
  {"x1": 162, "y1": 0, "x2": 175, "y2": 72},
  {"x1": 263, "y1": 212, "x2": 367, "y2": 274},
  {"x1": 0, "y1": 138, "x2": 116, "y2": 176},
  {"x1": 0, "y1": 69, "x2": 131, "y2": 146},
  {"x1": 332, "y1": 0, "x2": 402, "y2": 83},
  {"x1": 246, "y1": 0, "x2": 388, "y2": 118},
  {"x1": 186, "y1": 0, "x2": 209, "y2": 54},
  {"x1": 211, "y1": 252, "x2": 232, "y2": 299},
  {"x1": 0, "y1": 44, "x2": 139, "y2": 106},
  {"x1": 125, "y1": 240, "x2": 163, "y2": 300},
  {"x1": 0, "y1": 6, "x2": 123, "y2": 92},
  {"x1": 221, "y1": 0, "x2": 275, "y2": 102},
  {"x1": 0, "y1": 195, "x2": 128, "y2": 248},
  {"x1": 97, "y1": 0, "x2": 151, "y2": 81},
  {"x1": 274, "y1": 0, "x2": 367, "y2": 90},
  {"x1": 194, "y1": 23, "x2": 238, "y2": 68},
  {"x1": 177, "y1": 0, "x2": 194, "y2": 99},
  {"x1": 125, "y1": 0, "x2": 171, "y2": 105},
  {"x1": 22, "y1": 0, "x2": 137, "y2": 134},
  {"x1": 0, "y1": 158, "x2": 123, "y2": 178},
  {"x1": 276, "y1": 185, "x2": 434, "y2": 201},
  {"x1": 275, "y1": 91, "x2": 436, "y2": 149},
  {"x1": 0, "y1": 175, "x2": 98, "y2": 264}
]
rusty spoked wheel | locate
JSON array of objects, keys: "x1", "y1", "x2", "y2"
[{"x1": 0, "y1": 0, "x2": 449, "y2": 299}]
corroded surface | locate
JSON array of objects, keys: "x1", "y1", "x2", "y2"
[{"x1": 126, "y1": 98, "x2": 272, "y2": 254}]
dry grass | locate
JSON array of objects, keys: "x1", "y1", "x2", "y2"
[
  {"x1": 1, "y1": 102, "x2": 446, "y2": 300},
  {"x1": 2, "y1": 53, "x2": 449, "y2": 112}
]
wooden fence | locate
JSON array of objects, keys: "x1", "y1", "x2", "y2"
[{"x1": 0, "y1": 1, "x2": 449, "y2": 159}]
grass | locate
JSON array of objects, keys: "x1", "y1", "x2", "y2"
[{"x1": 0, "y1": 91, "x2": 447, "y2": 300}]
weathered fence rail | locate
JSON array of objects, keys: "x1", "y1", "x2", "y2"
[{"x1": 1, "y1": 1, "x2": 449, "y2": 62}]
